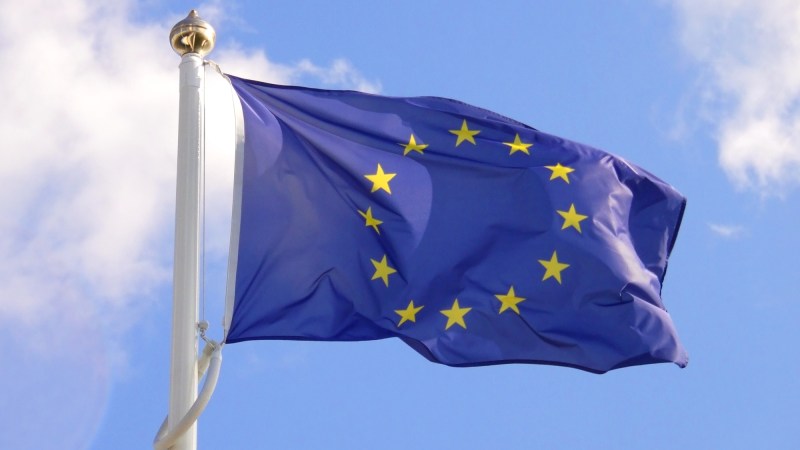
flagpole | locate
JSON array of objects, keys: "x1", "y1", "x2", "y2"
[{"x1": 167, "y1": 10, "x2": 215, "y2": 450}]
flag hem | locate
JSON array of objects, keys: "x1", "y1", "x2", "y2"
[{"x1": 222, "y1": 73, "x2": 246, "y2": 342}]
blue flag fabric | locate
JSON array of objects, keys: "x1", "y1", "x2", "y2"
[{"x1": 224, "y1": 75, "x2": 688, "y2": 373}]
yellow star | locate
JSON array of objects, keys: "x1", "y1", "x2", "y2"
[
  {"x1": 370, "y1": 254, "x2": 397, "y2": 286},
  {"x1": 545, "y1": 163, "x2": 575, "y2": 183},
  {"x1": 539, "y1": 251, "x2": 569, "y2": 284},
  {"x1": 364, "y1": 164, "x2": 396, "y2": 194},
  {"x1": 440, "y1": 299, "x2": 472, "y2": 330},
  {"x1": 502, "y1": 133, "x2": 533, "y2": 155},
  {"x1": 400, "y1": 134, "x2": 428, "y2": 156},
  {"x1": 358, "y1": 206, "x2": 383, "y2": 234},
  {"x1": 395, "y1": 300, "x2": 424, "y2": 327},
  {"x1": 449, "y1": 119, "x2": 481, "y2": 147},
  {"x1": 556, "y1": 204, "x2": 588, "y2": 233},
  {"x1": 495, "y1": 286, "x2": 526, "y2": 314}
]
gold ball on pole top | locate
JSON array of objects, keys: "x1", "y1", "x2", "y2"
[{"x1": 170, "y1": 10, "x2": 216, "y2": 57}]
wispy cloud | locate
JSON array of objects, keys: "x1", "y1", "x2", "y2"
[
  {"x1": 708, "y1": 223, "x2": 746, "y2": 239},
  {"x1": 670, "y1": 0, "x2": 800, "y2": 193}
]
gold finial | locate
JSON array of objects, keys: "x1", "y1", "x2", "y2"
[{"x1": 170, "y1": 10, "x2": 216, "y2": 56}]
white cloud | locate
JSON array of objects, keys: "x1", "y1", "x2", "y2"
[
  {"x1": 708, "y1": 223, "x2": 746, "y2": 239},
  {"x1": 671, "y1": 0, "x2": 800, "y2": 192},
  {"x1": 215, "y1": 46, "x2": 382, "y2": 93},
  {"x1": 293, "y1": 58, "x2": 382, "y2": 93},
  {"x1": 0, "y1": 1, "x2": 377, "y2": 448}
]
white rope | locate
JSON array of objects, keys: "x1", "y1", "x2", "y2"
[{"x1": 153, "y1": 340, "x2": 223, "y2": 450}]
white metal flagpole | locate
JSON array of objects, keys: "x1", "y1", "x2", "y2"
[{"x1": 167, "y1": 10, "x2": 216, "y2": 450}]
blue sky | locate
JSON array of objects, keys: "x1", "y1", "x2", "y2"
[{"x1": 1, "y1": 0, "x2": 798, "y2": 449}]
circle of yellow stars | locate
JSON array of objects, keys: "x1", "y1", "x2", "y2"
[{"x1": 356, "y1": 119, "x2": 589, "y2": 331}]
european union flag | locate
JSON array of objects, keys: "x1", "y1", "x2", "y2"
[{"x1": 223, "y1": 75, "x2": 688, "y2": 374}]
